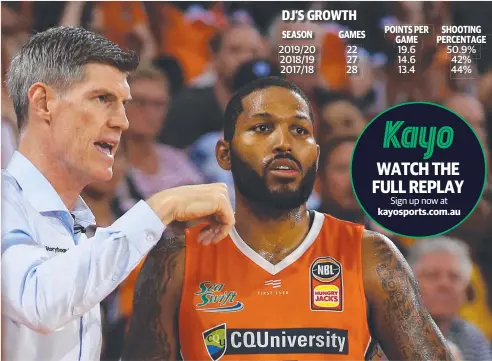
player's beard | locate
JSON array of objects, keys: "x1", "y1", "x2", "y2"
[{"x1": 230, "y1": 148, "x2": 317, "y2": 219}]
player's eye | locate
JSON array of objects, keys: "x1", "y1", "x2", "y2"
[
  {"x1": 253, "y1": 124, "x2": 271, "y2": 133},
  {"x1": 294, "y1": 126, "x2": 308, "y2": 135}
]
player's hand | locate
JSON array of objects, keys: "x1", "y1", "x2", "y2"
[{"x1": 146, "y1": 183, "x2": 235, "y2": 245}]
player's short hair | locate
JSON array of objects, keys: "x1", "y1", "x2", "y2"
[
  {"x1": 223, "y1": 76, "x2": 314, "y2": 142},
  {"x1": 318, "y1": 135, "x2": 358, "y2": 176},
  {"x1": 6, "y1": 26, "x2": 139, "y2": 130}
]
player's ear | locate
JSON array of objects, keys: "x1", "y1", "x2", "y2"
[
  {"x1": 216, "y1": 139, "x2": 232, "y2": 171},
  {"x1": 315, "y1": 144, "x2": 320, "y2": 171}
]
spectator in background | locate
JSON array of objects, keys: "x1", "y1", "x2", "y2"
[
  {"x1": 317, "y1": 136, "x2": 364, "y2": 224},
  {"x1": 119, "y1": 65, "x2": 204, "y2": 211},
  {"x1": 440, "y1": 93, "x2": 492, "y2": 342},
  {"x1": 145, "y1": 2, "x2": 229, "y2": 84},
  {"x1": 478, "y1": 67, "x2": 492, "y2": 161},
  {"x1": 443, "y1": 93, "x2": 489, "y2": 162},
  {"x1": 315, "y1": 90, "x2": 368, "y2": 144},
  {"x1": 408, "y1": 237, "x2": 492, "y2": 361},
  {"x1": 56, "y1": 2, "x2": 158, "y2": 64},
  {"x1": 446, "y1": 340, "x2": 464, "y2": 361},
  {"x1": 267, "y1": 16, "x2": 326, "y2": 99},
  {"x1": 158, "y1": 23, "x2": 265, "y2": 149},
  {"x1": 97, "y1": 2, "x2": 157, "y2": 63}
]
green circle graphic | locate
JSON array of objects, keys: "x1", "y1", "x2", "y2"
[{"x1": 350, "y1": 101, "x2": 487, "y2": 239}]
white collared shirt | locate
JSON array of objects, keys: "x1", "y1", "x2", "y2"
[{"x1": 2, "y1": 151, "x2": 166, "y2": 361}]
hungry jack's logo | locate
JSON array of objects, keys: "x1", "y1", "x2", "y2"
[{"x1": 310, "y1": 257, "x2": 344, "y2": 312}]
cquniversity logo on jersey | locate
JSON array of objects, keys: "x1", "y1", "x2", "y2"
[
  {"x1": 195, "y1": 281, "x2": 244, "y2": 312},
  {"x1": 203, "y1": 324, "x2": 349, "y2": 360},
  {"x1": 203, "y1": 324, "x2": 227, "y2": 361}
]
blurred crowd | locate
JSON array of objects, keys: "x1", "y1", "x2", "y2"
[{"x1": 1, "y1": 1, "x2": 492, "y2": 360}]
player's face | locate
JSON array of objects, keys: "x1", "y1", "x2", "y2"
[
  {"x1": 49, "y1": 63, "x2": 131, "y2": 183},
  {"x1": 126, "y1": 78, "x2": 169, "y2": 138},
  {"x1": 414, "y1": 252, "x2": 467, "y2": 320},
  {"x1": 321, "y1": 141, "x2": 358, "y2": 210},
  {"x1": 228, "y1": 86, "x2": 319, "y2": 209}
]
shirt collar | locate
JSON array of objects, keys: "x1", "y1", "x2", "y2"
[{"x1": 6, "y1": 151, "x2": 96, "y2": 226}]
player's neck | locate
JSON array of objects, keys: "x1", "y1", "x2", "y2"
[{"x1": 233, "y1": 197, "x2": 311, "y2": 264}]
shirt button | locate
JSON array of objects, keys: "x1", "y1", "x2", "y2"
[
  {"x1": 73, "y1": 307, "x2": 81, "y2": 316},
  {"x1": 146, "y1": 233, "x2": 155, "y2": 242},
  {"x1": 112, "y1": 276, "x2": 117, "y2": 281}
]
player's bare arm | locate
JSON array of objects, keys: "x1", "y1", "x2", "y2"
[
  {"x1": 362, "y1": 230, "x2": 454, "y2": 361},
  {"x1": 121, "y1": 227, "x2": 186, "y2": 361},
  {"x1": 365, "y1": 338, "x2": 385, "y2": 361}
]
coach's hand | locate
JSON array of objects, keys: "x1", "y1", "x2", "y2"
[{"x1": 146, "y1": 183, "x2": 234, "y2": 245}]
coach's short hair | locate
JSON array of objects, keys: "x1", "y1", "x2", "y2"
[
  {"x1": 223, "y1": 76, "x2": 314, "y2": 142},
  {"x1": 6, "y1": 26, "x2": 139, "y2": 130}
]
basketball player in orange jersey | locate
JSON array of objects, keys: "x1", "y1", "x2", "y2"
[{"x1": 122, "y1": 77, "x2": 454, "y2": 361}]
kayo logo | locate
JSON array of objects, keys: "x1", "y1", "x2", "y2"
[{"x1": 195, "y1": 281, "x2": 244, "y2": 313}]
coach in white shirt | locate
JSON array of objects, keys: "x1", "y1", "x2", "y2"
[{"x1": 1, "y1": 26, "x2": 234, "y2": 361}]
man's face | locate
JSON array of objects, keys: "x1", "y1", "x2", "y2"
[
  {"x1": 319, "y1": 100, "x2": 366, "y2": 143},
  {"x1": 126, "y1": 78, "x2": 169, "y2": 138},
  {"x1": 414, "y1": 252, "x2": 468, "y2": 321},
  {"x1": 214, "y1": 26, "x2": 264, "y2": 88},
  {"x1": 227, "y1": 86, "x2": 319, "y2": 211},
  {"x1": 48, "y1": 63, "x2": 131, "y2": 183},
  {"x1": 321, "y1": 141, "x2": 358, "y2": 210}
]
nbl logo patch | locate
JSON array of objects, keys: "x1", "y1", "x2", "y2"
[{"x1": 309, "y1": 257, "x2": 344, "y2": 312}]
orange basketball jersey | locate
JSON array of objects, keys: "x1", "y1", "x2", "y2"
[{"x1": 179, "y1": 212, "x2": 371, "y2": 360}]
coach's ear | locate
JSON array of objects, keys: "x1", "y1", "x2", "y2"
[
  {"x1": 28, "y1": 82, "x2": 53, "y2": 124},
  {"x1": 216, "y1": 139, "x2": 231, "y2": 171}
]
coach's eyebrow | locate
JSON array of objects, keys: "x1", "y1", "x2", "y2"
[{"x1": 89, "y1": 88, "x2": 132, "y2": 102}]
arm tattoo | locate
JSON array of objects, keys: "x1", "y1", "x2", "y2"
[
  {"x1": 122, "y1": 235, "x2": 185, "y2": 361},
  {"x1": 365, "y1": 339, "x2": 384, "y2": 360},
  {"x1": 372, "y1": 236, "x2": 454, "y2": 360}
]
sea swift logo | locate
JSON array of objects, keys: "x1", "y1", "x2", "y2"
[
  {"x1": 202, "y1": 324, "x2": 349, "y2": 360},
  {"x1": 195, "y1": 281, "x2": 244, "y2": 313}
]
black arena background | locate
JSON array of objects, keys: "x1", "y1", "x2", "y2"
[{"x1": 351, "y1": 102, "x2": 486, "y2": 238}]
